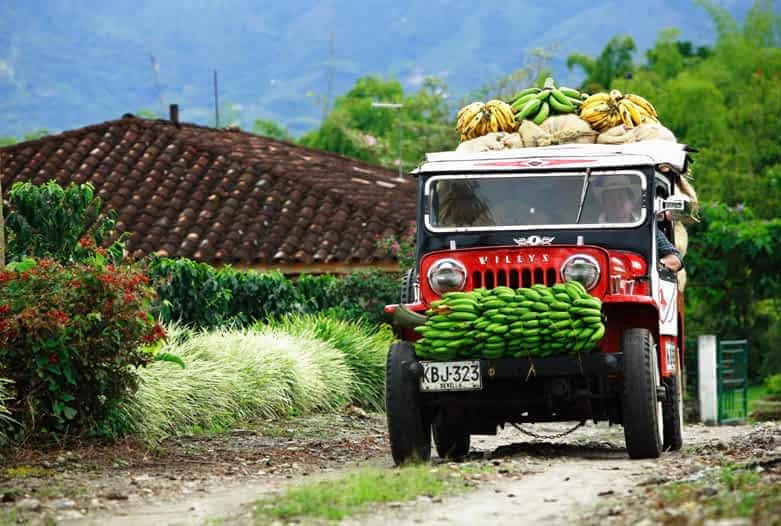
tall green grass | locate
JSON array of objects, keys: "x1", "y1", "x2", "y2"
[
  {"x1": 120, "y1": 315, "x2": 392, "y2": 443},
  {"x1": 121, "y1": 324, "x2": 355, "y2": 443},
  {"x1": 0, "y1": 378, "x2": 16, "y2": 444},
  {"x1": 263, "y1": 314, "x2": 393, "y2": 410}
]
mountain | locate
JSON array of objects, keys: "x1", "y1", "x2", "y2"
[{"x1": 0, "y1": 0, "x2": 757, "y2": 138}]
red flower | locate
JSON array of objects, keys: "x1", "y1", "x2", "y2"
[
  {"x1": 78, "y1": 237, "x2": 95, "y2": 249},
  {"x1": 0, "y1": 305, "x2": 9, "y2": 316},
  {"x1": 48, "y1": 353, "x2": 59, "y2": 364},
  {"x1": 124, "y1": 292, "x2": 135, "y2": 302},
  {"x1": 48, "y1": 310, "x2": 70, "y2": 325}
]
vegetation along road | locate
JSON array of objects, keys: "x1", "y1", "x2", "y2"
[{"x1": 1, "y1": 414, "x2": 777, "y2": 525}]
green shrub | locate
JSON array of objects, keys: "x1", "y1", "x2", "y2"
[
  {"x1": 295, "y1": 273, "x2": 343, "y2": 312},
  {"x1": 146, "y1": 257, "x2": 233, "y2": 329},
  {"x1": 120, "y1": 325, "x2": 352, "y2": 443},
  {"x1": 765, "y1": 374, "x2": 781, "y2": 397},
  {"x1": 265, "y1": 314, "x2": 393, "y2": 410},
  {"x1": 0, "y1": 258, "x2": 163, "y2": 439},
  {"x1": 5, "y1": 181, "x2": 125, "y2": 264},
  {"x1": 147, "y1": 257, "x2": 400, "y2": 329},
  {"x1": 220, "y1": 269, "x2": 305, "y2": 324},
  {"x1": 337, "y1": 268, "x2": 400, "y2": 326}
]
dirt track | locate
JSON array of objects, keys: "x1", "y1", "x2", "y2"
[{"x1": 2, "y1": 415, "x2": 776, "y2": 526}]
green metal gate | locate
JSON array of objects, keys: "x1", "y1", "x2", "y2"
[{"x1": 717, "y1": 339, "x2": 749, "y2": 424}]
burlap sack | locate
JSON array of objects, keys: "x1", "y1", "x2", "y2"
[
  {"x1": 502, "y1": 133, "x2": 524, "y2": 149},
  {"x1": 456, "y1": 132, "x2": 513, "y2": 153},
  {"x1": 597, "y1": 124, "x2": 635, "y2": 144},
  {"x1": 630, "y1": 122, "x2": 677, "y2": 142},
  {"x1": 518, "y1": 121, "x2": 551, "y2": 147},
  {"x1": 539, "y1": 115, "x2": 598, "y2": 145}
]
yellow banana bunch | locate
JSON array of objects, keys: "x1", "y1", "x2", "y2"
[
  {"x1": 456, "y1": 100, "x2": 516, "y2": 141},
  {"x1": 485, "y1": 99, "x2": 517, "y2": 133},
  {"x1": 579, "y1": 90, "x2": 659, "y2": 132}
]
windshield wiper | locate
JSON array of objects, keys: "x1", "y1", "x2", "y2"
[{"x1": 575, "y1": 168, "x2": 591, "y2": 224}]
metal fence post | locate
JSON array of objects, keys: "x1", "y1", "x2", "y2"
[{"x1": 697, "y1": 335, "x2": 718, "y2": 425}]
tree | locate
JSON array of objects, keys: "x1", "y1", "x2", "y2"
[
  {"x1": 567, "y1": 35, "x2": 637, "y2": 92},
  {"x1": 686, "y1": 204, "x2": 781, "y2": 379},
  {"x1": 300, "y1": 75, "x2": 456, "y2": 169},
  {"x1": 252, "y1": 118, "x2": 293, "y2": 142}
]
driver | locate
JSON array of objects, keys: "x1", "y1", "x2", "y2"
[{"x1": 599, "y1": 185, "x2": 683, "y2": 273}]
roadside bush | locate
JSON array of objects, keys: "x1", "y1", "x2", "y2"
[
  {"x1": 0, "y1": 258, "x2": 164, "y2": 439},
  {"x1": 763, "y1": 374, "x2": 781, "y2": 400},
  {"x1": 295, "y1": 273, "x2": 343, "y2": 312},
  {"x1": 222, "y1": 269, "x2": 305, "y2": 324},
  {"x1": 147, "y1": 257, "x2": 400, "y2": 329},
  {"x1": 334, "y1": 268, "x2": 399, "y2": 326},
  {"x1": 264, "y1": 314, "x2": 393, "y2": 410},
  {"x1": 146, "y1": 257, "x2": 233, "y2": 329},
  {"x1": 120, "y1": 325, "x2": 352, "y2": 443}
]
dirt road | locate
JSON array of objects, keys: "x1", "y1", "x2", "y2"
[{"x1": 2, "y1": 415, "x2": 775, "y2": 526}]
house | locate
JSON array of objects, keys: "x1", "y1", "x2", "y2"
[{"x1": 0, "y1": 111, "x2": 417, "y2": 274}]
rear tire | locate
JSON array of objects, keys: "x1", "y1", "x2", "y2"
[
  {"x1": 433, "y1": 420, "x2": 470, "y2": 459},
  {"x1": 662, "y1": 356, "x2": 684, "y2": 451},
  {"x1": 621, "y1": 328, "x2": 663, "y2": 459},
  {"x1": 386, "y1": 342, "x2": 431, "y2": 465}
]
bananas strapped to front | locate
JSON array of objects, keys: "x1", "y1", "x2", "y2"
[
  {"x1": 510, "y1": 77, "x2": 587, "y2": 126},
  {"x1": 414, "y1": 282, "x2": 605, "y2": 360},
  {"x1": 579, "y1": 90, "x2": 659, "y2": 132},
  {"x1": 456, "y1": 99, "x2": 517, "y2": 141}
]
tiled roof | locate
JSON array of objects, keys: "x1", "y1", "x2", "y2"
[{"x1": 0, "y1": 115, "x2": 416, "y2": 269}]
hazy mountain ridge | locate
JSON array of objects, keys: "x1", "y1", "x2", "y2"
[{"x1": 0, "y1": 0, "x2": 755, "y2": 138}]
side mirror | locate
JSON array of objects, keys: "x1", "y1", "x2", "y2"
[{"x1": 654, "y1": 196, "x2": 699, "y2": 224}]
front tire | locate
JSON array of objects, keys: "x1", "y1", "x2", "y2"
[
  {"x1": 386, "y1": 342, "x2": 431, "y2": 465},
  {"x1": 433, "y1": 420, "x2": 470, "y2": 459},
  {"x1": 621, "y1": 328, "x2": 663, "y2": 459},
  {"x1": 662, "y1": 356, "x2": 684, "y2": 451}
]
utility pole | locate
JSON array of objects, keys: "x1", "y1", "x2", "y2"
[
  {"x1": 213, "y1": 70, "x2": 220, "y2": 128},
  {"x1": 371, "y1": 102, "x2": 404, "y2": 180},
  {"x1": 325, "y1": 30, "x2": 335, "y2": 119},
  {"x1": 150, "y1": 55, "x2": 165, "y2": 117}
]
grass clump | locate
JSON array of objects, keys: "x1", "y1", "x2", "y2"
[
  {"x1": 253, "y1": 464, "x2": 464, "y2": 523},
  {"x1": 264, "y1": 314, "x2": 393, "y2": 410},
  {"x1": 120, "y1": 323, "x2": 353, "y2": 443},
  {"x1": 0, "y1": 379, "x2": 16, "y2": 445},
  {"x1": 655, "y1": 464, "x2": 780, "y2": 525}
]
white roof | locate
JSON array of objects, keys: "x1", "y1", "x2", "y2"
[{"x1": 415, "y1": 140, "x2": 690, "y2": 174}]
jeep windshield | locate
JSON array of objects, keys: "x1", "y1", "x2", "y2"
[{"x1": 425, "y1": 171, "x2": 646, "y2": 232}]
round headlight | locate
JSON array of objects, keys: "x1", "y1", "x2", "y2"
[
  {"x1": 561, "y1": 254, "x2": 600, "y2": 290},
  {"x1": 427, "y1": 258, "x2": 467, "y2": 295}
]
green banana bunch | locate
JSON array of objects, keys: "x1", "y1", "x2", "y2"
[
  {"x1": 414, "y1": 282, "x2": 605, "y2": 360},
  {"x1": 509, "y1": 77, "x2": 588, "y2": 126}
]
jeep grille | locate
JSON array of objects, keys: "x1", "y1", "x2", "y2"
[{"x1": 472, "y1": 267, "x2": 558, "y2": 290}]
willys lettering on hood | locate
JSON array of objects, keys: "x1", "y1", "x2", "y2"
[{"x1": 478, "y1": 253, "x2": 551, "y2": 265}]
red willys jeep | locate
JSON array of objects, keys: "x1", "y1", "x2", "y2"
[{"x1": 384, "y1": 141, "x2": 697, "y2": 464}]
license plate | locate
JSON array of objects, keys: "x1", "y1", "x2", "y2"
[{"x1": 420, "y1": 360, "x2": 482, "y2": 392}]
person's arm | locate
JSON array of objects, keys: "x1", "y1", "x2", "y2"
[{"x1": 656, "y1": 228, "x2": 683, "y2": 272}]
